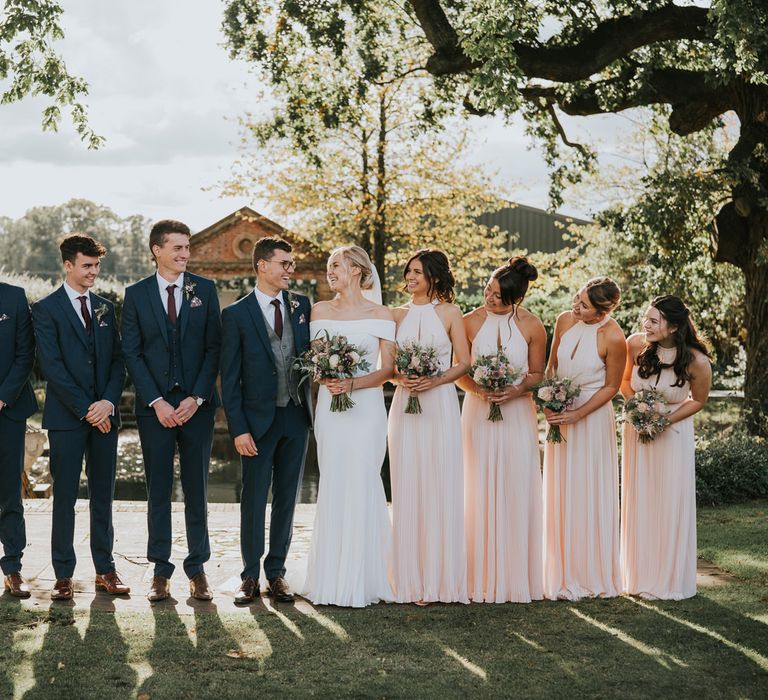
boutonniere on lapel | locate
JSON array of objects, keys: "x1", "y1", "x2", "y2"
[
  {"x1": 94, "y1": 303, "x2": 110, "y2": 327},
  {"x1": 287, "y1": 292, "x2": 301, "y2": 315},
  {"x1": 184, "y1": 279, "x2": 203, "y2": 308},
  {"x1": 0, "y1": 313, "x2": 9, "y2": 322}
]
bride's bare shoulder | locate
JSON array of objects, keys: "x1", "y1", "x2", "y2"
[
  {"x1": 368, "y1": 303, "x2": 395, "y2": 322},
  {"x1": 310, "y1": 300, "x2": 335, "y2": 321}
]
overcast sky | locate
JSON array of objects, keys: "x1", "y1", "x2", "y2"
[{"x1": 0, "y1": 1, "x2": 632, "y2": 232}]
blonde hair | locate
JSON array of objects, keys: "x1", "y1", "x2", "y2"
[
  {"x1": 584, "y1": 276, "x2": 621, "y2": 314},
  {"x1": 330, "y1": 245, "x2": 375, "y2": 289}
]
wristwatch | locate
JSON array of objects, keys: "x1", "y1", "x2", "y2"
[{"x1": 191, "y1": 395, "x2": 204, "y2": 407}]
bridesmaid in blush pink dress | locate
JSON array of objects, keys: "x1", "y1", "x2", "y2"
[
  {"x1": 458, "y1": 257, "x2": 546, "y2": 603},
  {"x1": 543, "y1": 277, "x2": 626, "y2": 600},
  {"x1": 388, "y1": 249, "x2": 470, "y2": 605},
  {"x1": 621, "y1": 296, "x2": 711, "y2": 599}
]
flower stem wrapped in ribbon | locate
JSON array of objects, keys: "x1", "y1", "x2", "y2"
[
  {"x1": 293, "y1": 331, "x2": 371, "y2": 412},
  {"x1": 470, "y1": 350, "x2": 523, "y2": 422},
  {"x1": 394, "y1": 340, "x2": 443, "y2": 414},
  {"x1": 534, "y1": 376, "x2": 581, "y2": 443},
  {"x1": 623, "y1": 387, "x2": 672, "y2": 443}
]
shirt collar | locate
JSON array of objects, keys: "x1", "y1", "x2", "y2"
[
  {"x1": 64, "y1": 282, "x2": 90, "y2": 302},
  {"x1": 156, "y1": 271, "x2": 185, "y2": 291},
  {"x1": 254, "y1": 286, "x2": 283, "y2": 307}
]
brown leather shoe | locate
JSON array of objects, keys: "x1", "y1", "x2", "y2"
[
  {"x1": 3, "y1": 572, "x2": 31, "y2": 599},
  {"x1": 51, "y1": 578, "x2": 74, "y2": 601},
  {"x1": 234, "y1": 577, "x2": 260, "y2": 605},
  {"x1": 267, "y1": 576, "x2": 294, "y2": 603},
  {"x1": 95, "y1": 571, "x2": 131, "y2": 595},
  {"x1": 147, "y1": 575, "x2": 171, "y2": 602},
  {"x1": 189, "y1": 572, "x2": 213, "y2": 601}
]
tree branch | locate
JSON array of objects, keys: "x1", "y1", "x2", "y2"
[{"x1": 410, "y1": 0, "x2": 711, "y2": 81}]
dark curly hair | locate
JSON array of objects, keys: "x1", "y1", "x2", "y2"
[
  {"x1": 637, "y1": 295, "x2": 712, "y2": 387},
  {"x1": 402, "y1": 249, "x2": 456, "y2": 303},
  {"x1": 60, "y1": 234, "x2": 106, "y2": 264},
  {"x1": 492, "y1": 256, "x2": 538, "y2": 308}
]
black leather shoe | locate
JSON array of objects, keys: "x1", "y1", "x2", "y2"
[
  {"x1": 234, "y1": 577, "x2": 260, "y2": 605},
  {"x1": 267, "y1": 576, "x2": 294, "y2": 603}
]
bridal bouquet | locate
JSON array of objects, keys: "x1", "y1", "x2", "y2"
[
  {"x1": 394, "y1": 341, "x2": 443, "y2": 414},
  {"x1": 470, "y1": 350, "x2": 523, "y2": 422},
  {"x1": 534, "y1": 376, "x2": 581, "y2": 443},
  {"x1": 623, "y1": 387, "x2": 672, "y2": 443},
  {"x1": 294, "y1": 332, "x2": 371, "y2": 412}
]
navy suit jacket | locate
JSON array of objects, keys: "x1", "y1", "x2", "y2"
[
  {"x1": 122, "y1": 272, "x2": 222, "y2": 415},
  {"x1": 32, "y1": 286, "x2": 125, "y2": 431},
  {"x1": 0, "y1": 282, "x2": 38, "y2": 421},
  {"x1": 220, "y1": 290, "x2": 312, "y2": 441}
]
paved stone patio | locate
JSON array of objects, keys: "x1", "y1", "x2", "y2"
[{"x1": 2, "y1": 500, "x2": 734, "y2": 613}]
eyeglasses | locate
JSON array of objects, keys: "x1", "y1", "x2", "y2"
[{"x1": 265, "y1": 259, "x2": 296, "y2": 271}]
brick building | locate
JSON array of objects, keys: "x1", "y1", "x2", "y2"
[{"x1": 187, "y1": 206, "x2": 330, "y2": 309}]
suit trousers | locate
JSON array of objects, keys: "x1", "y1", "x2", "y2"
[
  {"x1": 48, "y1": 421, "x2": 118, "y2": 578},
  {"x1": 0, "y1": 413, "x2": 27, "y2": 575},
  {"x1": 137, "y1": 393, "x2": 214, "y2": 579},
  {"x1": 241, "y1": 400, "x2": 309, "y2": 580}
]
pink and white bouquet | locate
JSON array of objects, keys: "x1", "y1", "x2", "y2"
[
  {"x1": 623, "y1": 387, "x2": 672, "y2": 443},
  {"x1": 470, "y1": 350, "x2": 523, "y2": 422},
  {"x1": 534, "y1": 376, "x2": 581, "y2": 443},
  {"x1": 293, "y1": 331, "x2": 371, "y2": 412},
  {"x1": 395, "y1": 340, "x2": 443, "y2": 414}
]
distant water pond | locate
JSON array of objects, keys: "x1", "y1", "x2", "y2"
[{"x1": 78, "y1": 429, "x2": 391, "y2": 505}]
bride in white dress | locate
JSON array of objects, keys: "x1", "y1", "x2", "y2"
[{"x1": 302, "y1": 245, "x2": 396, "y2": 607}]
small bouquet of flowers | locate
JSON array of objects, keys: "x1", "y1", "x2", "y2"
[
  {"x1": 470, "y1": 350, "x2": 523, "y2": 422},
  {"x1": 534, "y1": 376, "x2": 582, "y2": 443},
  {"x1": 394, "y1": 341, "x2": 443, "y2": 414},
  {"x1": 293, "y1": 331, "x2": 371, "y2": 412},
  {"x1": 623, "y1": 387, "x2": 672, "y2": 443}
]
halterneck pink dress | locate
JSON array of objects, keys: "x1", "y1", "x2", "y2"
[
  {"x1": 388, "y1": 301, "x2": 468, "y2": 603},
  {"x1": 543, "y1": 317, "x2": 621, "y2": 600},
  {"x1": 463, "y1": 310, "x2": 543, "y2": 603},
  {"x1": 621, "y1": 345, "x2": 697, "y2": 599}
]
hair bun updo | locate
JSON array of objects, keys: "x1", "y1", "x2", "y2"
[{"x1": 509, "y1": 256, "x2": 538, "y2": 282}]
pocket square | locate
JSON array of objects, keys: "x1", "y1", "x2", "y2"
[
  {"x1": 299, "y1": 313, "x2": 306, "y2": 324},
  {"x1": 190, "y1": 296, "x2": 203, "y2": 308},
  {"x1": 0, "y1": 313, "x2": 9, "y2": 322},
  {"x1": 99, "y1": 320, "x2": 109, "y2": 327}
]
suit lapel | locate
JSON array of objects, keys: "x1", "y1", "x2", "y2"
[
  {"x1": 179, "y1": 274, "x2": 191, "y2": 340},
  {"x1": 246, "y1": 293, "x2": 276, "y2": 366},
  {"x1": 283, "y1": 291, "x2": 303, "y2": 355},
  {"x1": 91, "y1": 293, "x2": 108, "y2": 364},
  {"x1": 55, "y1": 286, "x2": 90, "y2": 350},
  {"x1": 145, "y1": 276, "x2": 169, "y2": 347}
]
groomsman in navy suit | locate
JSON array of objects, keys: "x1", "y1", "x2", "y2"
[
  {"x1": 32, "y1": 235, "x2": 128, "y2": 601},
  {"x1": 0, "y1": 282, "x2": 38, "y2": 598},
  {"x1": 220, "y1": 236, "x2": 312, "y2": 604},
  {"x1": 122, "y1": 220, "x2": 221, "y2": 601}
]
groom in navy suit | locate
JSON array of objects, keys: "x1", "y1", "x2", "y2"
[
  {"x1": 122, "y1": 220, "x2": 221, "y2": 601},
  {"x1": 32, "y1": 234, "x2": 127, "y2": 600},
  {"x1": 0, "y1": 282, "x2": 38, "y2": 598},
  {"x1": 220, "y1": 236, "x2": 312, "y2": 604}
]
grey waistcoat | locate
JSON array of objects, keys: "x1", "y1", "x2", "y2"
[{"x1": 262, "y1": 303, "x2": 301, "y2": 407}]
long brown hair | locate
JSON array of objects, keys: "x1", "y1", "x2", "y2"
[{"x1": 637, "y1": 295, "x2": 711, "y2": 387}]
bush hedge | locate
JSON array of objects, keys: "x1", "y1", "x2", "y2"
[{"x1": 696, "y1": 429, "x2": 768, "y2": 506}]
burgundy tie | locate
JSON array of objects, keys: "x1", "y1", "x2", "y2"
[
  {"x1": 166, "y1": 285, "x2": 177, "y2": 325},
  {"x1": 271, "y1": 299, "x2": 283, "y2": 338},
  {"x1": 78, "y1": 296, "x2": 92, "y2": 333}
]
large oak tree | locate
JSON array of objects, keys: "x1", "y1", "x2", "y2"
[{"x1": 224, "y1": 0, "x2": 768, "y2": 433}]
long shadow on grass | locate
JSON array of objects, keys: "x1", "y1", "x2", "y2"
[
  {"x1": 0, "y1": 596, "x2": 22, "y2": 698},
  {"x1": 23, "y1": 598, "x2": 135, "y2": 699}
]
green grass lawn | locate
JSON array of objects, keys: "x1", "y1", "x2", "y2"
[{"x1": 2, "y1": 501, "x2": 767, "y2": 699}]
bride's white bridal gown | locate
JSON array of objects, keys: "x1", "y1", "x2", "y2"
[{"x1": 302, "y1": 318, "x2": 395, "y2": 607}]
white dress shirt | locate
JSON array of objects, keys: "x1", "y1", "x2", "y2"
[
  {"x1": 156, "y1": 271, "x2": 184, "y2": 314},
  {"x1": 63, "y1": 282, "x2": 91, "y2": 327},
  {"x1": 254, "y1": 286, "x2": 284, "y2": 332},
  {"x1": 63, "y1": 282, "x2": 113, "y2": 416}
]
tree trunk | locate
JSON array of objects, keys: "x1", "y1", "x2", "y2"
[
  {"x1": 358, "y1": 128, "x2": 373, "y2": 257},
  {"x1": 742, "y1": 212, "x2": 768, "y2": 436},
  {"x1": 373, "y1": 91, "x2": 388, "y2": 297}
]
